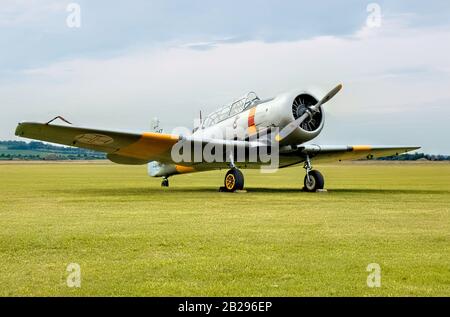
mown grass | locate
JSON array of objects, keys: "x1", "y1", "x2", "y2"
[{"x1": 0, "y1": 162, "x2": 449, "y2": 296}]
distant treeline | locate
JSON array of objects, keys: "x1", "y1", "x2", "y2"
[
  {"x1": 0, "y1": 140, "x2": 449, "y2": 161},
  {"x1": 378, "y1": 152, "x2": 450, "y2": 161},
  {"x1": 0, "y1": 141, "x2": 106, "y2": 160}
]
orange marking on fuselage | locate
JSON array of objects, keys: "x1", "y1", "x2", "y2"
[
  {"x1": 247, "y1": 107, "x2": 257, "y2": 135},
  {"x1": 247, "y1": 125, "x2": 257, "y2": 135},
  {"x1": 248, "y1": 107, "x2": 256, "y2": 127},
  {"x1": 175, "y1": 165, "x2": 195, "y2": 174}
]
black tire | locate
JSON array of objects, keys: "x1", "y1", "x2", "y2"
[
  {"x1": 224, "y1": 168, "x2": 244, "y2": 192},
  {"x1": 303, "y1": 170, "x2": 324, "y2": 192},
  {"x1": 161, "y1": 178, "x2": 169, "y2": 187}
]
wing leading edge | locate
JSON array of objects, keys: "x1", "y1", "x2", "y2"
[
  {"x1": 15, "y1": 122, "x2": 180, "y2": 164},
  {"x1": 296, "y1": 144, "x2": 421, "y2": 163}
]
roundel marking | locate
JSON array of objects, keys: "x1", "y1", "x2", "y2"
[{"x1": 75, "y1": 134, "x2": 114, "y2": 145}]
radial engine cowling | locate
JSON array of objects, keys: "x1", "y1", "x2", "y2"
[{"x1": 266, "y1": 91, "x2": 325, "y2": 145}]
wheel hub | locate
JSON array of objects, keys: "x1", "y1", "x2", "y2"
[
  {"x1": 306, "y1": 176, "x2": 315, "y2": 190},
  {"x1": 225, "y1": 174, "x2": 236, "y2": 190}
]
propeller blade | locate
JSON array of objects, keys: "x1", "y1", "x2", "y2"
[
  {"x1": 275, "y1": 84, "x2": 343, "y2": 142},
  {"x1": 275, "y1": 113, "x2": 308, "y2": 141},
  {"x1": 309, "y1": 83, "x2": 342, "y2": 113}
]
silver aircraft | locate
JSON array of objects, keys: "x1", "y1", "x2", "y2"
[{"x1": 15, "y1": 84, "x2": 419, "y2": 192}]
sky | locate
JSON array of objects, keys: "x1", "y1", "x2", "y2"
[{"x1": 1, "y1": 0, "x2": 449, "y2": 154}]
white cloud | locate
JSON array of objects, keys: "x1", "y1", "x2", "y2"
[
  {"x1": 2, "y1": 17, "x2": 450, "y2": 153},
  {"x1": 0, "y1": 0, "x2": 67, "y2": 27}
]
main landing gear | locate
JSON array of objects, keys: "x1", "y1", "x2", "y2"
[
  {"x1": 219, "y1": 153, "x2": 245, "y2": 192},
  {"x1": 221, "y1": 168, "x2": 244, "y2": 192},
  {"x1": 303, "y1": 155, "x2": 324, "y2": 192},
  {"x1": 161, "y1": 177, "x2": 169, "y2": 187}
]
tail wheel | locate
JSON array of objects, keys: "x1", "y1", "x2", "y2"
[
  {"x1": 224, "y1": 168, "x2": 244, "y2": 192},
  {"x1": 303, "y1": 170, "x2": 324, "y2": 192}
]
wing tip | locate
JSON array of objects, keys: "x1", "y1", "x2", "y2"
[
  {"x1": 15, "y1": 122, "x2": 25, "y2": 136},
  {"x1": 15, "y1": 121, "x2": 39, "y2": 137}
]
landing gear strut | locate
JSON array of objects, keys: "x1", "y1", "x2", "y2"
[
  {"x1": 161, "y1": 177, "x2": 169, "y2": 187},
  {"x1": 303, "y1": 155, "x2": 324, "y2": 192}
]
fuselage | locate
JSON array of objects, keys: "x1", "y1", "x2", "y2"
[
  {"x1": 149, "y1": 89, "x2": 325, "y2": 177},
  {"x1": 195, "y1": 89, "x2": 324, "y2": 146}
]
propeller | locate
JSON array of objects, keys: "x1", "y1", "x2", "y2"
[{"x1": 275, "y1": 84, "x2": 343, "y2": 142}]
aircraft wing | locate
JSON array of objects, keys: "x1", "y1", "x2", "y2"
[
  {"x1": 294, "y1": 144, "x2": 420, "y2": 162},
  {"x1": 15, "y1": 121, "x2": 181, "y2": 164},
  {"x1": 15, "y1": 122, "x2": 419, "y2": 165},
  {"x1": 15, "y1": 122, "x2": 264, "y2": 165}
]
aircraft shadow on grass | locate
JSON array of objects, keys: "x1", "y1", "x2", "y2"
[{"x1": 47, "y1": 187, "x2": 449, "y2": 197}]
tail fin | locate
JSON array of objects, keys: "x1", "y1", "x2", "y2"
[{"x1": 151, "y1": 117, "x2": 163, "y2": 133}]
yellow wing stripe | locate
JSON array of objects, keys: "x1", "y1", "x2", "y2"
[
  {"x1": 116, "y1": 132, "x2": 179, "y2": 160},
  {"x1": 352, "y1": 145, "x2": 372, "y2": 151}
]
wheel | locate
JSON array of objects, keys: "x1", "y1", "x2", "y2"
[
  {"x1": 224, "y1": 168, "x2": 244, "y2": 192},
  {"x1": 303, "y1": 170, "x2": 324, "y2": 192},
  {"x1": 161, "y1": 178, "x2": 169, "y2": 187}
]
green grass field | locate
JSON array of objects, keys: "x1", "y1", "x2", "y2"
[{"x1": 0, "y1": 162, "x2": 449, "y2": 296}]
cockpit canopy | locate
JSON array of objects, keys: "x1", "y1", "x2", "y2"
[{"x1": 202, "y1": 92, "x2": 260, "y2": 128}]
